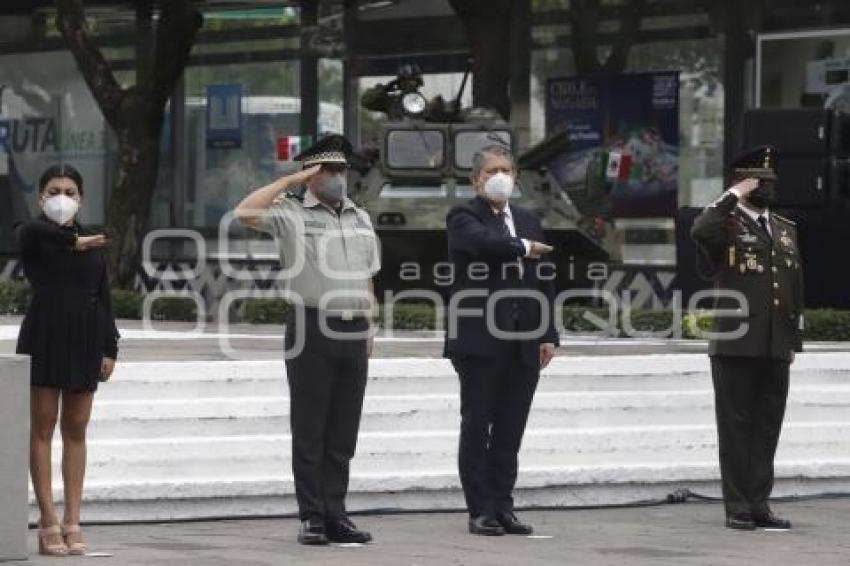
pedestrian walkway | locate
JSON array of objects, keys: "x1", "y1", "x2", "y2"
[{"x1": 20, "y1": 499, "x2": 850, "y2": 566}]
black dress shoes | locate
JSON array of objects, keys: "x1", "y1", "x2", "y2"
[
  {"x1": 298, "y1": 518, "x2": 329, "y2": 545},
  {"x1": 725, "y1": 513, "x2": 756, "y2": 530},
  {"x1": 753, "y1": 512, "x2": 791, "y2": 529},
  {"x1": 468, "y1": 515, "x2": 505, "y2": 536},
  {"x1": 496, "y1": 512, "x2": 534, "y2": 535},
  {"x1": 326, "y1": 517, "x2": 373, "y2": 544}
]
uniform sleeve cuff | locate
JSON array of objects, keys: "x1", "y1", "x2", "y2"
[{"x1": 521, "y1": 239, "x2": 531, "y2": 257}]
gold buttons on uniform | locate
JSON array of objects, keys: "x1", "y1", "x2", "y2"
[
  {"x1": 774, "y1": 299, "x2": 780, "y2": 306},
  {"x1": 773, "y1": 282, "x2": 779, "y2": 289}
]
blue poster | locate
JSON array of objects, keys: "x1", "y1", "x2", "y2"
[
  {"x1": 546, "y1": 72, "x2": 679, "y2": 218},
  {"x1": 206, "y1": 84, "x2": 243, "y2": 149}
]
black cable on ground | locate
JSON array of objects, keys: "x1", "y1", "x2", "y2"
[{"x1": 28, "y1": 489, "x2": 850, "y2": 528}]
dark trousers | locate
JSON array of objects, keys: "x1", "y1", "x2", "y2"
[
  {"x1": 451, "y1": 343, "x2": 539, "y2": 518},
  {"x1": 284, "y1": 310, "x2": 369, "y2": 522},
  {"x1": 710, "y1": 355, "x2": 790, "y2": 516}
]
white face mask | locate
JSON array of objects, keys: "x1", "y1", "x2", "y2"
[
  {"x1": 482, "y1": 172, "x2": 514, "y2": 201},
  {"x1": 42, "y1": 194, "x2": 80, "y2": 225}
]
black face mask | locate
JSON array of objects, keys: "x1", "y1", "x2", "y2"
[{"x1": 746, "y1": 180, "x2": 775, "y2": 209}]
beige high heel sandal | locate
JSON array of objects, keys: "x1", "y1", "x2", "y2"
[
  {"x1": 38, "y1": 525, "x2": 69, "y2": 556},
  {"x1": 61, "y1": 524, "x2": 88, "y2": 555}
]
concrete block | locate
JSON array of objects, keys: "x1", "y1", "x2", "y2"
[{"x1": 0, "y1": 355, "x2": 29, "y2": 562}]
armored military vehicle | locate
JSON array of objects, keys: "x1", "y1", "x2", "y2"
[{"x1": 350, "y1": 66, "x2": 620, "y2": 294}]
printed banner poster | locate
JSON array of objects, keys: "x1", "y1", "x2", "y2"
[{"x1": 546, "y1": 72, "x2": 680, "y2": 218}]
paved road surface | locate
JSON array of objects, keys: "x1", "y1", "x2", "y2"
[{"x1": 20, "y1": 499, "x2": 850, "y2": 566}]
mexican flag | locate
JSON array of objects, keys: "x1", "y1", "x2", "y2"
[
  {"x1": 277, "y1": 135, "x2": 312, "y2": 161},
  {"x1": 605, "y1": 150, "x2": 633, "y2": 181}
]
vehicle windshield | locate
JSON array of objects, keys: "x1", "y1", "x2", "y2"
[
  {"x1": 454, "y1": 130, "x2": 513, "y2": 169},
  {"x1": 386, "y1": 130, "x2": 445, "y2": 169}
]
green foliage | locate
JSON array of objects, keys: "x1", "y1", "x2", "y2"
[
  {"x1": 801, "y1": 310, "x2": 850, "y2": 342},
  {"x1": 562, "y1": 306, "x2": 617, "y2": 333},
  {"x1": 110, "y1": 289, "x2": 143, "y2": 320},
  {"x1": 682, "y1": 310, "x2": 714, "y2": 339},
  {"x1": 111, "y1": 289, "x2": 201, "y2": 323},
  {"x1": 0, "y1": 280, "x2": 31, "y2": 315},
  {"x1": 148, "y1": 297, "x2": 199, "y2": 323},
  {"x1": 562, "y1": 307, "x2": 679, "y2": 336},
  {"x1": 381, "y1": 303, "x2": 441, "y2": 331},
  {"x1": 239, "y1": 298, "x2": 292, "y2": 325},
  {"x1": 624, "y1": 309, "x2": 678, "y2": 334},
  {"x1": 113, "y1": 290, "x2": 204, "y2": 323}
]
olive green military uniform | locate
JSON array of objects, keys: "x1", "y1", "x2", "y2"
[
  {"x1": 691, "y1": 188, "x2": 804, "y2": 519},
  {"x1": 257, "y1": 187, "x2": 380, "y2": 524}
]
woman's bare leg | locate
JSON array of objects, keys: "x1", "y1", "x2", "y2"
[
  {"x1": 30, "y1": 386, "x2": 62, "y2": 541},
  {"x1": 59, "y1": 389, "x2": 94, "y2": 534}
]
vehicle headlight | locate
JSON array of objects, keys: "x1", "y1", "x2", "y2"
[{"x1": 402, "y1": 93, "x2": 427, "y2": 116}]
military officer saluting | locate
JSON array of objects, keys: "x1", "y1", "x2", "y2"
[
  {"x1": 233, "y1": 134, "x2": 380, "y2": 545},
  {"x1": 691, "y1": 145, "x2": 804, "y2": 531}
]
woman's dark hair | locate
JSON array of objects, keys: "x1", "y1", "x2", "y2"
[{"x1": 38, "y1": 164, "x2": 84, "y2": 196}]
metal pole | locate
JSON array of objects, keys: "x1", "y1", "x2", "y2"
[{"x1": 300, "y1": 1, "x2": 320, "y2": 140}]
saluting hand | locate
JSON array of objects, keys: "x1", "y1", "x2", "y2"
[
  {"x1": 288, "y1": 164, "x2": 322, "y2": 186},
  {"x1": 730, "y1": 177, "x2": 760, "y2": 197}
]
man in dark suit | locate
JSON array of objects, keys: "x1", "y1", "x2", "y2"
[
  {"x1": 445, "y1": 144, "x2": 558, "y2": 536},
  {"x1": 691, "y1": 145, "x2": 804, "y2": 530}
]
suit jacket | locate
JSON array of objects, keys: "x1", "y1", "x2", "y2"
[
  {"x1": 443, "y1": 196, "x2": 558, "y2": 368},
  {"x1": 691, "y1": 190, "x2": 804, "y2": 359}
]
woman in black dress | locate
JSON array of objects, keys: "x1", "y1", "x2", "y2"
[{"x1": 15, "y1": 165, "x2": 120, "y2": 556}]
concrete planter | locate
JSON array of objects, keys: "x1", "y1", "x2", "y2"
[{"x1": 0, "y1": 355, "x2": 29, "y2": 562}]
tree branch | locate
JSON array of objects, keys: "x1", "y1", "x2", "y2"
[
  {"x1": 570, "y1": 0, "x2": 603, "y2": 74},
  {"x1": 603, "y1": 0, "x2": 645, "y2": 73},
  {"x1": 448, "y1": 0, "x2": 513, "y2": 118},
  {"x1": 55, "y1": 0, "x2": 125, "y2": 129},
  {"x1": 146, "y1": 0, "x2": 202, "y2": 109}
]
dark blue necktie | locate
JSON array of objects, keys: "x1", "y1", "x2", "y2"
[
  {"x1": 496, "y1": 211, "x2": 523, "y2": 278},
  {"x1": 495, "y1": 211, "x2": 511, "y2": 237}
]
